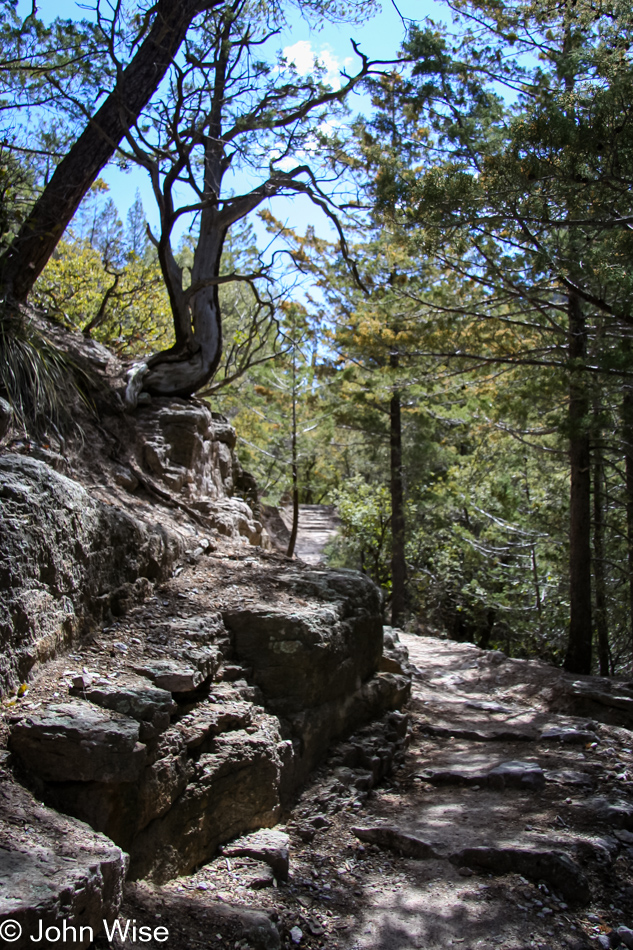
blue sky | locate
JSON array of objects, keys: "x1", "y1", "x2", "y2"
[{"x1": 17, "y1": 0, "x2": 452, "y2": 247}]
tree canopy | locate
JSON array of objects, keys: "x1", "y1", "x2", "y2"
[{"x1": 3, "y1": 0, "x2": 633, "y2": 674}]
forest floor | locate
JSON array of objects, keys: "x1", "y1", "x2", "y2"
[{"x1": 86, "y1": 595, "x2": 633, "y2": 950}]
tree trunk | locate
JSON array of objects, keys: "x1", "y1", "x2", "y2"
[
  {"x1": 142, "y1": 283, "x2": 223, "y2": 397},
  {"x1": 564, "y1": 289, "x2": 593, "y2": 674},
  {"x1": 622, "y1": 386, "x2": 633, "y2": 663},
  {"x1": 142, "y1": 226, "x2": 225, "y2": 396},
  {"x1": 0, "y1": 0, "x2": 219, "y2": 303},
  {"x1": 287, "y1": 343, "x2": 299, "y2": 558},
  {"x1": 523, "y1": 461, "x2": 545, "y2": 640},
  {"x1": 619, "y1": 336, "x2": 633, "y2": 661},
  {"x1": 593, "y1": 437, "x2": 610, "y2": 676},
  {"x1": 390, "y1": 355, "x2": 406, "y2": 627}
]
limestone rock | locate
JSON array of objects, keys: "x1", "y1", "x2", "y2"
[
  {"x1": 175, "y1": 702, "x2": 253, "y2": 751},
  {"x1": 136, "y1": 749, "x2": 190, "y2": 830},
  {"x1": 0, "y1": 781, "x2": 127, "y2": 950},
  {"x1": 70, "y1": 679, "x2": 175, "y2": 741},
  {"x1": 568, "y1": 682, "x2": 633, "y2": 729},
  {"x1": 382, "y1": 626, "x2": 411, "y2": 675},
  {"x1": 240, "y1": 860, "x2": 276, "y2": 889},
  {"x1": 286, "y1": 673, "x2": 410, "y2": 789},
  {"x1": 420, "y1": 722, "x2": 536, "y2": 742},
  {"x1": 352, "y1": 825, "x2": 439, "y2": 859},
  {"x1": 487, "y1": 760, "x2": 546, "y2": 790},
  {"x1": 223, "y1": 568, "x2": 383, "y2": 717},
  {"x1": 222, "y1": 829, "x2": 290, "y2": 882},
  {"x1": 617, "y1": 926, "x2": 633, "y2": 949},
  {"x1": 129, "y1": 728, "x2": 283, "y2": 882},
  {"x1": 0, "y1": 397, "x2": 12, "y2": 440},
  {"x1": 449, "y1": 846, "x2": 589, "y2": 903},
  {"x1": 112, "y1": 464, "x2": 139, "y2": 492},
  {"x1": 544, "y1": 769, "x2": 593, "y2": 786},
  {"x1": 134, "y1": 661, "x2": 205, "y2": 694},
  {"x1": 8, "y1": 700, "x2": 146, "y2": 783},
  {"x1": 579, "y1": 797, "x2": 633, "y2": 829},
  {"x1": 0, "y1": 454, "x2": 183, "y2": 696},
  {"x1": 198, "y1": 899, "x2": 280, "y2": 950},
  {"x1": 421, "y1": 758, "x2": 545, "y2": 790},
  {"x1": 180, "y1": 645, "x2": 222, "y2": 679},
  {"x1": 540, "y1": 725, "x2": 597, "y2": 744},
  {"x1": 132, "y1": 400, "x2": 264, "y2": 546}
]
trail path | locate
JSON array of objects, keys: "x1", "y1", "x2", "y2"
[
  {"x1": 121, "y1": 632, "x2": 633, "y2": 950},
  {"x1": 280, "y1": 504, "x2": 341, "y2": 564}
]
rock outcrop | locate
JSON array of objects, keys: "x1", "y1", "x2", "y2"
[
  {"x1": 131, "y1": 398, "x2": 263, "y2": 545},
  {"x1": 0, "y1": 332, "x2": 411, "y2": 939},
  {"x1": 0, "y1": 397, "x2": 265, "y2": 696},
  {"x1": 0, "y1": 779, "x2": 127, "y2": 950},
  {"x1": 7, "y1": 558, "x2": 411, "y2": 884},
  {"x1": 0, "y1": 454, "x2": 184, "y2": 695}
]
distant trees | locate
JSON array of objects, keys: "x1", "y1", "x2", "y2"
[
  {"x1": 355, "y1": 0, "x2": 633, "y2": 672},
  {"x1": 240, "y1": 0, "x2": 633, "y2": 670}
]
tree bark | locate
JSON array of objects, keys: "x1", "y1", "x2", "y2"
[
  {"x1": 390, "y1": 354, "x2": 406, "y2": 627},
  {"x1": 142, "y1": 229, "x2": 226, "y2": 397},
  {"x1": 287, "y1": 341, "x2": 299, "y2": 558},
  {"x1": 622, "y1": 385, "x2": 633, "y2": 663},
  {"x1": 564, "y1": 289, "x2": 593, "y2": 673},
  {"x1": 593, "y1": 438, "x2": 610, "y2": 676},
  {"x1": 0, "y1": 0, "x2": 219, "y2": 303}
]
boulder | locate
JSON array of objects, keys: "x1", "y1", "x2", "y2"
[
  {"x1": 71, "y1": 679, "x2": 175, "y2": 741},
  {"x1": 223, "y1": 569, "x2": 383, "y2": 716},
  {"x1": 0, "y1": 781, "x2": 127, "y2": 950},
  {"x1": 421, "y1": 758, "x2": 545, "y2": 790},
  {"x1": 129, "y1": 728, "x2": 283, "y2": 882},
  {"x1": 578, "y1": 797, "x2": 633, "y2": 829},
  {"x1": 134, "y1": 661, "x2": 204, "y2": 694},
  {"x1": 352, "y1": 825, "x2": 439, "y2": 859},
  {"x1": 174, "y1": 701, "x2": 253, "y2": 751}
]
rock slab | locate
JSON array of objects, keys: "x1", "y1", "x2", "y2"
[
  {"x1": 0, "y1": 781, "x2": 128, "y2": 949},
  {"x1": 449, "y1": 846, "x2": 589, "y2": 903},
  {"x1": 352, "y1": 825, "x2": 439, "y2": 859},
  {"x1": 8, "y1": 700, "x2": 146, "y2": 783},
  {"x1": 222, "y1": 829, "x2": 290, "y2": 882}
]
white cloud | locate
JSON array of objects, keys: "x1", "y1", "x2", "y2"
[{"x1": 282, "y1": 40, "x2": 353, "y2": 90}]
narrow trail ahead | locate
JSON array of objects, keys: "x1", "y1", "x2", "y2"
[
  {"x1": 281, "y1": 504, "x2": 341, "y2": 565},
  {"x1": 123, "y1": 632, "x2": 633, "y2": 950}
]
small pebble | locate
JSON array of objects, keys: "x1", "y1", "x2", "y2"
[{"x1": 290, "y1": 926, "x2": 303, "y2": 944}]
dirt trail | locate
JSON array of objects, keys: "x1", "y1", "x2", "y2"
[
  {"x1": 115, "y1": 632, "x2": 633, "y2": 950},
  {"x1": 279, "y1": 505, "x2": 341, "y2": 565}
]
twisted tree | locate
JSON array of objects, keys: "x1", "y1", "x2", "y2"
[{"x1": 118, "y1": 0, "x2": 385, "y2": 399}]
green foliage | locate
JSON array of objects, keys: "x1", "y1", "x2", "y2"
[
  {"x1": 327, "y1": 477, "x2": 392, "y2": 587},
  {"x1": 32, "y1": 183, "x2": 174, "y2": 357}
]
